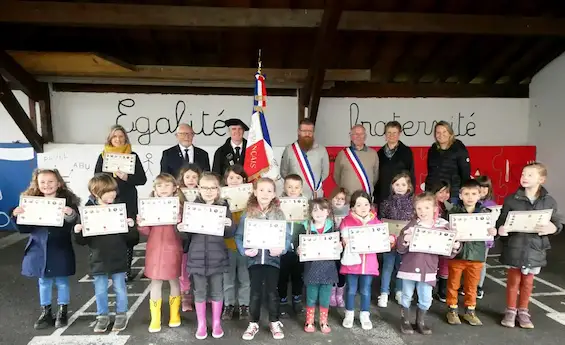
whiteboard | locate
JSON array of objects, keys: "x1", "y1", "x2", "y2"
[{"x1": 37, "y1": 144, "x2": 285, "y2": 203}]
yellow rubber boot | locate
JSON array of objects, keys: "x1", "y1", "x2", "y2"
[
  {"x1": 148, "y1": 299, "x2": 162, "y2": 333},
  {"x1": 169, "y1": 295, "x2": 182, "y2": 328}
]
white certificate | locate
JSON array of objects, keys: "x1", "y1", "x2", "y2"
[
  {"x1": 410, "y1": 227, "x2": 456, "y2": 256},
  {"x1": 221, "y1": 183, "x2": 252, "y2": 212},
  {"x1": 299, "y1": 232, "x2": 341, "y2": 262},
  {"x1": 182, "y1": 202, "x2": 226, "y2": 236},
  {"x1": 102, "y1": 153, "x2": 136, "y2": 174},
  {"x1": 488, "y1": 205, "x2": 502, "y2": 222},
  {"x1": 382, "y1": 219, "x2": 409, "y2": 236},
  {"x1": 17, "y1": 196, "x2": 66, "y2": 227},
  {"x1": 181, "y1": 188, "x2": 198, "y2": 202},
  {"x1": 449, "y1": 213, "x2": 494, "y2": 241},
  {"x1": 504, "y1": 209, "x2": 553, "y2": 233},
  {"x1": 334, "y1": 215, "x2": 346, "y2": 228},
  {"x1": 346, "y1": 224, "x2": 391, "y2": 254},
  {"x1": 279, "y1": 197, "x2": 309, "y2": 221},
  {"x1": 138, "y1": 197, "x2": 179, "y2": 226},
  {"x1": 80, "y1": 203, "x2": 128, "y2": 237},
  {"x1": 243, "y1": 218, "x2": 287, "y2": 249}
]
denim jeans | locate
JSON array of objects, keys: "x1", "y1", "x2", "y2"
[
  {"x1": 345, "y1": 274, "x2": 373, "y2": 312},
  {"x1": 93, "y1": 272, "x2": 128, "y2": 315},
  {"x1": 38, "y1": 277, "x2": 70, "y2": 306},
  {"x1": 401, "y1": 279, "x2": 433, "y2": 311},
  {"x1": 380, "y1": 252, "x2": 402, "y2": 294}
]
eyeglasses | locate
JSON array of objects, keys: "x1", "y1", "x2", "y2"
[
  {"x1": 177, "y1": 132, "x2": 194, "y2": 137},
  {"x1": 199, "y1": 187, "x2": 218, "y2": 191}
]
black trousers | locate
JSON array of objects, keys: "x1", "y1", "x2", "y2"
[
  {"x1": 277, "y1": 251, "x2": 303, "y2": 299},
  {"x1": 249, "y1": 265, "x2": 279, "y2": 323},
  {"x1": 335, "y1": 260, "x2": 346, "y2": 288}
]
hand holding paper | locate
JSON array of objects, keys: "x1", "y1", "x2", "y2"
[
  {"x1": 136, "y1": 214, "x2": 144, "y2": 225},
  {"x1": 74, "y1": 224, "x2": 83, "y2": 233},
  {"x1": 389, "y1": 235, "x2": 396, "y2": 248},
  {"x1": 403, "y1": 228, "x2": 414, "y2": 244},
  {"x1": 12, "y1": 206, "x2": 24, "y2": 216},
  {"x1": 453, "y1": 240, "x2": 461, "y2": 250},
  {"x1": 536, "y1": 222, "x2": 557, "y2": 236},
  {"x1": 127, "y1": 218, "x2": 134, "y2": 227},
  {"x1": 487, "y1": 227, "x2": 497, "y2": 236},
  {"x1": 63, "y1": 207, "x2": 74, "y2": 216},
  {"x1": 498, "y1": 226, "x2": 508, "y2": 237},
  {"x1": 296, "y1": 246, "x2": 301, "y2": 255},
  {"x1": 269, "y1": 248, "x2": 283, "y2": 257},
  {"x1": 115, "y1": 171, "x2": 128, "y2": 181},
  {"x1": 244, "y1": 248, "x2": 258, "y2": 257},
  {"x1": 177, "y1": 223, "x2": 185, "y2": 231},
  {"x1": 224, "y1": 218, "x2": 232, "y2": 227}
]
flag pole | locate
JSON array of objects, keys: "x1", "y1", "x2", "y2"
[{"x1": 257, "y1": 49, "x2": 262, "y2": 74}]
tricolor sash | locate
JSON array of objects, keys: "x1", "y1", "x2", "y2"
[
  {"x1": 344, "y1": 147, "x2": 371, "y2": 194},
  {"x1": 291, "y1": 142, "x2": 321, "y2": 195}
]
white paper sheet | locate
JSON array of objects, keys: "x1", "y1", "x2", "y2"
[
  {"x1": 381, "y1": 219, "x2": 409, "y2": 236},
  {"x1": 243, "y1": 218, "x2": 287, "y2": 249},
  {"x1": 102, "y1": 153, "x2": 136, "y2": 174},
  {"x1": 181, "y1": 202, "x2": 227, "y2": 236},
  {"x1": 279, "y1": 197, "x2": 309, "y2": 221},
  {"x1": 80, "y1": 203, "x2": 128, "y2": 237},
  {"x1": 299, "y1": 232, "x2": 341, "y2": 262},
  {"x1": 138, "y1": 197, "x2": 179, "y2": 226},
  {"x1": 181, "y1": 188, "x2": 199, "y2": 202},
  {"x1": 346, "y1": 224, "x2": 391, "y2": 254},
  {"x1": 221, "y1": 183, "x2": 253, "y2": 212},
  {"x1": 504, "y1": 209, "x2": 553, "y2": 233},
  {"x1": 449, "y1": 213, "x2": 494, "y2": 241},
  {"x1": 17, "y1": 196, "x2": 66, "y2": 227},
  {"x1": 409, "y1": 227, "x2": 456, "y2": 256}
]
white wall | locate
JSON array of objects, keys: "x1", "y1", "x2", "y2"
[
  {"x1": 0, "y1": 90, "x2": 31, "y2": 143},
  {"x1": 529, "y1": 52, "x2": 565, "y2": 207}
]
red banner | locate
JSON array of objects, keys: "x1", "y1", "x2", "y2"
[{"x1": 322, "y1": 146, "x2": 536, "y2": 204}]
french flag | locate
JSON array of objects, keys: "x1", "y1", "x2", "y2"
[{"x1": 244, "y1": 72, "x2": 280, "y2": 182}]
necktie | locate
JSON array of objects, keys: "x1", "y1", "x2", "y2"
[
  {"x1": 234, "y1": 147, "x2": 241, "y2": 162},
  {"x1": 184, "y1": 148, "x2": 190, "y2": 163}
]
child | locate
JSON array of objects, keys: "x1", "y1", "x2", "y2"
[
  {"x1": 74, "y1": 173, "x2": 137, "y2": 333},
  {"x1": 221, "y1": 165, "x2": 251, "y2": 321},
  {"x1": 137, "y1": 174, "x2": 185, "y2": 333},
  {"x1": 294, "y1": 198, "x2": 341, "y2": 333},
  {"x1": 497, "y1": 162, "x2": 561, "y2": 329},
  {"x1": 340, "y1": 190, "x2": 393, "y2": 330},
  {"x1": 235, "y1": 177, "x2": 291, "y2": 340},
  {"x1": 396, "y1": 192, "x2": 461, "y2": 335},
  {"x1": 179, "y1": 172, "x2": 235, "y2": 340},
  {"x1": 177, "y1": 164, "x2": 202, "y2": 312},
  {"x1": 330, "y1": 187, "x2": 349, "y2": 308},
  {"x1": 445, "y1": 180, "x2": 497, "y2": 326},
  {"x1": 377, "y1": 172, "x2": 414, "y2": 307},
  {"x1": 12, "y1": 169, "x2": 80, "y2": 330},
  {"x1": 278, "y1": 174, "x2": 305, "y2": 317}
]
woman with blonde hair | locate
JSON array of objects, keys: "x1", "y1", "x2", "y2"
[{"x1": 94, "y1": 124, "x2": 147, "y2": 281}]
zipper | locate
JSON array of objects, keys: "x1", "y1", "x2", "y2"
[
  {"x1": 204, "y1": 235, "x2": 208, "y2": 276},
  {"x1": 261, "y1": 249, "x2": 265, "y2": 265}
]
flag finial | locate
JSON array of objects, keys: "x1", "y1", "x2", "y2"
[{"x1": 257, "y1": 49, "x2": 262, "y2": 74}]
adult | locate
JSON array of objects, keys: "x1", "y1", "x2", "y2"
[
  {"x1": 280, "y1": 118, "x2": 329, "y2": 199},
  {"x1": 212, "y1": 118, "x2": 248, "y2": 177},
  {"x1": 333, "y1": 125, "x2": 379, "y2": 200},
  {"x1": 425, "y1": 121, "x2": 471, "y2": 204},
  {"x1": 94, "y1": 124, "x2": 147, "y2": 281},
  {"x1": 373, "y1": 121, "x2": 415, "y2": 205},
  {"x1": 160, "y1": 123, "x2": 210, "y2": 178}
]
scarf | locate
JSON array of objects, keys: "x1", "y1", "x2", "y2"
[
  {"x1": 384, "y1": 143, "x2": 398, "y2": 159},
  {"x1": 103, "y1": 143, "x2": 132, "y2": 155}
]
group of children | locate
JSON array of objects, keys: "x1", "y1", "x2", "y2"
[{"x1": 12, "y1": 161, "x2": 561, "y2": 339}]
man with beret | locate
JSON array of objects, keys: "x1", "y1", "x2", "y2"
[{"x1": 212, "y1": 118, "x2": 249, "y2": 176}]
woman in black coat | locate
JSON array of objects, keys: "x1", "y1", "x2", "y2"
[
  {"x1": 94, "y1": 124, "x2": 147, "y2": 280},
  {"x1": 425, "y1": 121, "x2": 471, "y2": 204}
]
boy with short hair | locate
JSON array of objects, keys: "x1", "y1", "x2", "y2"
[
  {"x1": 278, "y1": 174, "x2": 305, "y2": 317},
  {"x1": 446, "y1": 180, "x2": 497, "y2": 326}
]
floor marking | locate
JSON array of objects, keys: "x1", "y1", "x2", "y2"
[
  {"x1": 531, "y1": 292, "x2": 565, "y2": 297},
  {"x1": 0, "y1": 232, "x2": 28, "y2": 249},
  {"x1": 27, "y1": 335, "x2": 130, "y2": 345},
  {"x1": 485, "y1": 265, "x2": 508, "y2": 269}
]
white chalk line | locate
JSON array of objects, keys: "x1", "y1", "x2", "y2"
[{"x1": 0, "y1": 232, "x2": 28, "y2": 249}]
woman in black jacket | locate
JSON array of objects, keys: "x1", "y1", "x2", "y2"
[
  {"x1": 425, "y1": 121, "x2": 470, "y2": 204},
  {"x1": 94, "y1": 124, "x2": 147, "y2": 281}
]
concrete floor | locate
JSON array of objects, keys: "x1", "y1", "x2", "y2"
[{"x1": 1, "y1": 231, "x2": 565, "y2": 345}]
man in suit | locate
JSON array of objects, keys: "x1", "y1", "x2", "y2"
[
  {"x1": 160, "y1": 123, "x2": 210, "y2": 178},
  {"x1": 212, "y1": 118, "x2": 248, "y2": 177}
]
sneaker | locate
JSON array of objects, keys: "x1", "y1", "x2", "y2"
[
  {"x1": 242, "y1": 322, "x2": 259, "y2": 340},
  {"x1": 93, "y1": 315, "x2": 110, "y2": 333},
  {"x1": 239, "y1": 305, "x2": 250, "y2": 320},
  {"x1": 501, "y1": 308, "x2": 517, "y2": 328},
  {"x1": 270, "y1": 321, "x2": 284, "y2": 340},
  {"x1": 458, "y1": 287, "x2": 465, "y2": 296},
  {"x1": 462, "y1": 308, "x2": 483, "y2": 326},
  {"x1": 222, "y1": 305, "x2": 235, "y2": 320},
  {"x1": 446, "y1": 308, "x2": 461, "y2": 325},
  {"x1": 279, "y1": 300, "x2": 290, "y2": 319},
  {"x1": 476, "y1": 287, "x2": 484, "y2": 300},
  {"x1": 359, "y1": 311, "x2": 373, "y2": 330},
  {"x1": 112, "y1": 313, "x2": 128, "y2": 331},
  {"x1": 342, "y1": 310, "x2": 354, "y2": 329},
  {"x1": 517, "y1": 309, "x2": 534, "y2": 329},
  {"x1": 377, "y1": 293, "x2": 388, "y2": 308},
  {"x1": 395, "y1": 291, "x2": 402, "y2": 304},
  {"x1": 292, "y1": 296, "x2": 304, "y2": 314}
]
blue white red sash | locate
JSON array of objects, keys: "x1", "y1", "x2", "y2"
[
  {"x1": 291, "y1": 142, "x2": 321, "y2": 194},
  {"x1": 344, "y1": 147, "x2": 371, "y2": 194}
]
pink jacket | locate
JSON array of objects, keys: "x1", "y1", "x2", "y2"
[
  {"x1": 138, "y1": 224, "x2": 183, "y2": 280},
  {"x1": 339, "y1": 211, "x2": 384, "y2": 276}
]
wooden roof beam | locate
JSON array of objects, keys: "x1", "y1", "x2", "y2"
[
  {"x1": 3, "y1": 2, "x2": 565, "y2": 36},
  {"x1": 0, "y1": 50, "x2": 47, "y2": 101}
]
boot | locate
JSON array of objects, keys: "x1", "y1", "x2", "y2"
[
  {"x1": 329, "y1": 287, "x2": 337, "y2": 307},
  {"x1": 304, "y1": 306, "x2": 315, "y2": 333},
  {"x1": 194, "y1": 302, "x2": 208, "y2": 340},
  {"x1": 55, "y1": 304, "x2": 68, "y2": 328},
  {"x1": 335, "y1": 287, "x2": 345, "y2": 308},
  {"x1": 400, "y1": 307, "x2": 414, "y2": 334},
  {"x1": 34, "y1": 305, "x2": 55, "y2": 330},
  {"x1": 148, "y1": 299, "x2": 162, "y2": 333},
  {"x1": 416, "y1": 308, "x2": 432, "y2": 335},
  {"x1": 169, "y1": 296, "x2": 181, "y2": 328},
  {"x1": 211, "y1": 301, "x2": 224, "y2": 339},
  {"x1": 319, "y1": 307, "x2": 331, "y2": 334},
  {"x1": 435, "y1": 278, "x2": 447, "y2": 303},
  {"x1": 501, "y1": 308, "x2": 517, "y2": 328}
]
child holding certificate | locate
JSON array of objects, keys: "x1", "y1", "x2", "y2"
[
  {"x1": 497, "y1": 163, "x2": 561, "y2": 329},
  {"x1": 293, "y1": 198, "x2": 341, "y2": 334},
  {"x1": 74, "y1": 174, "x2": 137, "y2": 333},
  {"x1": 12, "y1": 169, "x2": 80, "y2": 330},
  {"x1": 445, "y1": 180, "x2": 497, "y2": 326},
  {"x1": 137, "y1": 173, "x2": 185, "y2": 333},
  {"x1": 340, "y1": 190, "x2": 394, "y2": 330},
  {"x1": 396, "y1": 192, "x2": 460, "y2": 335},
  {"x1": 330, "y1": 187, "x2": 349, "y2": 308},
  {"x1": 221, "y1": 165, "x2": 251, "y2": 321},
  {"x1": 235, "y1": 177, "x2": 291, "y2": 341},
  {"x1": 180, "y1": 172, "x2": 235, "y2": 340},
  {"x1": 177, "y1": 164, "x2": 202, "y2": 312},
  {"x1": 377, "y1": 172, "x2": 414, "y2": 308}
]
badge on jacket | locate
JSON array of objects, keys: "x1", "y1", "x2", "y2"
[{"x1": 226, "y1": 153, "x2": 235, "y2": 166}]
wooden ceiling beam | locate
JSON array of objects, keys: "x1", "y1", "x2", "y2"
[
  {"x1": 478, "y1": 39, "x2": 526, "y2": 84},
  {"x1": 3, "y1": 2, "x2": 565, "y2": 36},
  {"x1": 0, "y1": 51, "x2": 47, "y2": 101},
  {"x1": 370, "y1": 35, "x2": 409, "y2": 83},
  {"x1": 505, "y1": 39, "x2": 557, "y2": 84}
]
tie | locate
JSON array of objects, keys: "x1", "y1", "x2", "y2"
[
  {"x1": 234, "y1": 147, "x2": 241, "y2": 162},
  {"x1": 184, "y1": 148, "x2": 190, "y2": 163}
]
